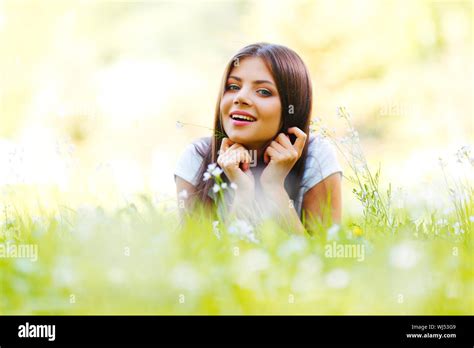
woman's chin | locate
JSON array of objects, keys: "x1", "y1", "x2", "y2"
[{"x1": 228, "y1": 135, "x2": 252, "y2": 147}]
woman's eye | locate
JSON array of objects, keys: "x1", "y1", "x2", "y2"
[
  {"x1": 226, "y1": 84, "x2": 271, "y2": 96},
  {"x1": 226, "y1": 84, "x2": 240, "y2": 91}
]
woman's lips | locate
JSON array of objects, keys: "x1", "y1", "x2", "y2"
[
  {"x1": 231, "y1": 119, "x2": 256, "y2": 126},
  {"x1": 229, "y1": 112, "x2": 257, "y2": 126}
]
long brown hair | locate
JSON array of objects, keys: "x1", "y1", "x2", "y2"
[{"x1": 193, "y1": 43, "x2": 313, "y2": 214}]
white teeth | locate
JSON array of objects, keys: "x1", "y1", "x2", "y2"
[{"x1": 232, "y1": 114, "x2": 255, "y2": 122}]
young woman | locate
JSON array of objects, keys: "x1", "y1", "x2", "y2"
[{"x1": 174, "y1": 43, "x2": 342, "y2": 235}]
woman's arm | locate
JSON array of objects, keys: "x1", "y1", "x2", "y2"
[
  {"x1": 175, "y1": 176, "x2": 213, "y2": 221},
  {"x1": 262, "y1": 187, "x2": 307, "y2": 235},
  {"x1": 302, "y1": 172, "x2": 342, "y2": 228},
  {"x1": 175, "y1": 176, "x2": 197, "y2": 221}
]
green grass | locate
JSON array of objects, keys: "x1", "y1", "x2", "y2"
[
  {"x1": 0, "y1": 181, "x2": 472, "y2": 315},
  {"x1": 0, "y1": 108, "x2": 472, "y2": 315}
]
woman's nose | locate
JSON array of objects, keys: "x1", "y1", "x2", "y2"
[{"x1": 233, "y1": 87, "x2": 252, "y2": 106}]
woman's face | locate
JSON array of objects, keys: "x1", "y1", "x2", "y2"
[{"x1": 220, "y1": 56, "x2": 282, "y2": 150}]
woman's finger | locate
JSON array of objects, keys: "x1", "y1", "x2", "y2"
[
  {"x1": 223, "y1": 145, "x2": 251, "y2": 170},
  {"x1": 227, "y1": 144, "x2": 251, "y2": 161},
  {"x1": 287, "y1": 127, "x2": 307, "y2": 155},
  {"x1": 264, "y1": 146, "x2": 279, "y2": 163},
  {"x1": 236, "y1": 147, "x2": 252, "y2": 163},
  {"x1": 264, "y1": 148, "x2": 270, "y2": 165},
  {"x1": 270, "y1": 140, "x2": 287, "y2": 154},
  {"x1": 275, "y1": 133, "x2": 293, "y2": 150},
  {"x1": 219, "y1": 137, "x2": 234, "y2": 155}
]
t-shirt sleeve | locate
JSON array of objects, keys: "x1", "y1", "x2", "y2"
[
  {"x1": 301, "y1": 136, "x2": 343, "y2": 194},
  {"x1": 174, "y1": 143, "x2": 204, "y2": 187}
]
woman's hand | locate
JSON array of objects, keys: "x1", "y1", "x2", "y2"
[
  {"x1": 260, "y1": 127, "x2": 307, "y2": 191},
  {"x1": 217, "y1": 138, "x2": 255, "y2": 196}
]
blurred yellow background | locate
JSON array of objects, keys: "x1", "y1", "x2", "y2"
[{"x1": 0, "y1": 0, "x2": 472, "y2": 214}]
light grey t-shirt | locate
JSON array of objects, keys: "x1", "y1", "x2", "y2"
[{"x1": 174, "y1": 133, "x2": 343, "y2": 219}]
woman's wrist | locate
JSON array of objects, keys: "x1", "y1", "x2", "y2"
[
  {"x1": 261, "y1": 185, "x2": 306, "y2": 235},
  {"x1": 261, "y1": 183, "x2": 287, "y2": 200},
  {"x1": 260, "y1": 184, "x2": 288, "y2": 216},
  {"x1": 233, "y1": 188, "x2": 254, "y2": 203},
  {"x1": 229, "y1": 190, "x2": 254, "y2": 215}
]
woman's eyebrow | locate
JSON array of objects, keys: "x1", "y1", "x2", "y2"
[{"x1": 228, "y1": 75, "x2": 275, "y2": 86}]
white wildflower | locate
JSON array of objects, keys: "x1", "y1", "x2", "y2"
[
  {"x1": 349, "y1": 129, "x2": 359, "y2": 140},
  {"x1": 450, "y1": 189, "x2": 468, "y2": 204},
  {"x1": 203, "y1": 172, "x2": 211, "y2": 181},
  {"x1": 212, "y1": 220, "x2": 221, "y2": 240},
  {"x1": 239, "y1": 249, "x2": 270, "y2": 272},
  {"x1": 452, "y1": 222, "x2": 464, "y2": 235},
  {"x1": 327, "y1": 224, "x2": 340, "y2": 241},
  {"x1": 355, "y1": 162, "x2": 365, "y2": 173},
  {"x1": 443, "y1": 206, "x2": 454, "y2": 215},
  {"x1": 337, "y1": 108, "x2": 343, "y2": 118},
  {"x1": 340, "y1": 136, "x2": 350, "y2": 144},
  {"x1": 221, "y1": 183, "x2": 227, "y2": 189},
  {"x1": 171, "y1": 263, "x2": 201, "y2": 292},
  {"x1": 228, "y1": 219, "x2": 259, "y2": 244},
  {"x1": 277, "y1": 236, "x2": 307, "y2": 258},
  {"x1": 337, "y1": 106, "x2": 350, "y2": 119},
  {"x1": 52, "y1": 258, "x2": 75, "y2": 286},
  {"x1": 320, "y1": 126, "x2": 329, "y2": 138},
  {"x1": 445, "y1": 283, "x2": 459, "y2": 299},
  {"x1": 230, "y1": 182, "x2": 238, "y2": 190},
  {"x1": 469, "y1": 216, "x2": 474, "y2": 222},
  {"x1": 31, "y1": 216, "x2": 42, "y2": 225},
  {"x1": 455, "y1": 145, "x2": 472, "y2": 164},
  {"x1": 291, "y1": 255, "x2": 322, "y2": 293},
  {"x1": 212, "y1": 184, "x2": 220, "y2": 193},
  {"x1": 207, "y1": 163, "x2": 217, "y2": 172},
  {"x1": 325, "y1": 268, "x2": 350, "y2": 289},
  {"x1": 389, "y1": 243, "x2": 419, "y2": 269},
  {"x1": 211, "y1": 167, "x2": 223, "y2": 177}
]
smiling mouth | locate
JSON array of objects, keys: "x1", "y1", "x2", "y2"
[{"x1": 230, "y1": 114, "x2": 257, "y2": 122}]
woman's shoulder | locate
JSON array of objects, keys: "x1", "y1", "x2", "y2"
[
  {"x1": 190, "y1": 136, "x2": 212, "y2": 156},
  {"x1": 306, "y1": 132, "x2": 336, "y2": 157},
  {"x1": 301, "y1": 132, "x2": 343, "y2": 188},
  {"x1": 178, "y1": 136, "x2": 211, "y2": 158},
  {"x1": 175, "y1": 136, "x2": 211, "y2": 186}
]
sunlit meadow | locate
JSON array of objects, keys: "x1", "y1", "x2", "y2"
[{"x1": 0, "y1": 0, "x2": 473, "y2": 314}]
